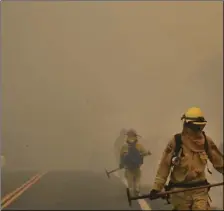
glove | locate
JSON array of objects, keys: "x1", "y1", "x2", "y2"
[
  {"x1": 148, "y1": 150, "x2": 152, "y2": 156},
  {"x1": 161, "y1": 194, "x2": 167, "y2": 200},
  {"x1": 149, "y1": 189, "x2": 160, "y2": 200}
]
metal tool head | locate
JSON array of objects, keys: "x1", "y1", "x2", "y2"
[
  {"x1": 126, "y1": 188, "x2": 132, "y2": 206},
  {"x1": 105, "y1": 169, "x2": 110, "y2": 179}
]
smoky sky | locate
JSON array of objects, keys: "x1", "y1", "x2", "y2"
[{"x1": 1, "y1": 1, "x2": 222, "y2": 177}]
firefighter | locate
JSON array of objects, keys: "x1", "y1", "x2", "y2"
[
  {"x1": 120, "y1": 129, "x2": 151, "y2": 196},
  {"x1": 149, "y1": 107, "x2": 224, "y2": 210}
]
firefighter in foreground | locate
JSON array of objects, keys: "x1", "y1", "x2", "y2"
[
  {"x1": 149, "y1": 107, "x2": 224, "y2": 210},
  {"x1": 120, "y1": 129, "x2": 151, "y2": 196}
]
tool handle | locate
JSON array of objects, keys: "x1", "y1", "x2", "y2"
[
  {"x1": 158, "y1": 182, "x2": 224, "y2": 196},
  {"x1": 109, "y1": 167, "x2": 122, "y2": 174},
  {"x1": 130, "y1": 182, "x2": 224, "y2": 200}
]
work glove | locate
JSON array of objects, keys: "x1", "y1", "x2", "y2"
[
  {"x1": 148, "y1": 189, "x2": 160, "y2": 200},
  {"x1": 161, "y1": 194, "x2": 168, "y2": 200}
]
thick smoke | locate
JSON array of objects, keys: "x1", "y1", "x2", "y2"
[{"x1": 1, "y1": 2, "x2": 222, "y2": 194}]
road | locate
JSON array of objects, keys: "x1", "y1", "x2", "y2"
[
  {"x1": 1, "y1": 170, "x2": 222, "y2": 210},
  {"x1": 1, "y1": 170, "x2": 39, "y2": 198},
  {"x1": 1, "y1": 170, "x2": 145, "y2": 210}
]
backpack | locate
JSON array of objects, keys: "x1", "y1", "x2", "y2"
[
  {"x1": 173, "y1": 131, "x2": 212, "y2": 174},
  {"x1": 122, "y1": 142, "x2": 143, "y2": 169}
]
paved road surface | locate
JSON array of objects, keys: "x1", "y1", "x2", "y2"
[
  {"x1": 2, "y1": 171, "x2": 142, "y2": 210},
  {"x1": 1, "y1": 170, "x2": 39, "y2": 198},
  {"x1": 1, "y1": 170, "x2": 222, "y2": 210}
]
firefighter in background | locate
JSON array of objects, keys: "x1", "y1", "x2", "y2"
[
  {"x1": 149, "y1": 107, "x2": 224, "y2": 210},
  {"x1": 120, "y1": 129, "x2": 151, "y2": 196}
]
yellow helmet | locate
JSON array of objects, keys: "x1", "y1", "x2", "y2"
[{"x1": 181, "y1": 107, "x2": 207, "y2": 125}]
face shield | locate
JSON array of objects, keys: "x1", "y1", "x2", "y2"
[
  {"x1": 184, "y1": 122, "x2": 206, "y2": 132},
  {"x1": 182, "y1": 115, "x2": 207, "y2": 132}
]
